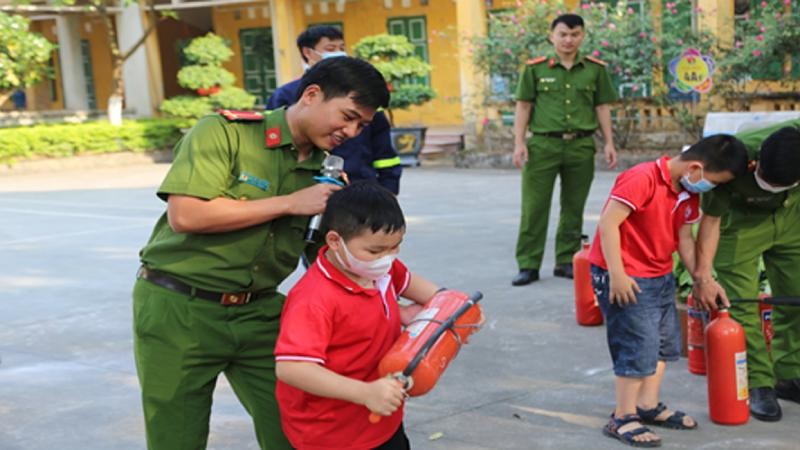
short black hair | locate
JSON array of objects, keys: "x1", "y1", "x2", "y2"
[
  {"x1": 551, "y1": 14, "x2": 584, "y2": 30},
  {"x1": 679, "y1": 134, "x2": 748, "y2": 176},
  {"x1": 759, "y1": 126, "x2": 800, "y2": 185},
  {"x1": 296, "y1": 57, "x2": 390, "y2": 110},
  {"x1": 321, "y1": 181, "x2": 405, "y2": 241},
  {"x1": 297, "y1": 25, "x2": 344, "y2": 63}
]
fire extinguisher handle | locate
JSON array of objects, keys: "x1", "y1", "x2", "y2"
[{"x1": 367, "y1": 377, "x2": 407, "y2": 424}]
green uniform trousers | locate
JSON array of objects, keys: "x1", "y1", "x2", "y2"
[
  {"x1": 516, "y1": 134, "x2": 596, "y2": 270},
  {"x1": 133, "y1": 279, "x2": 290, "y2": 450},
  {"x1": 715, "y1": 200, "x2": 800, "y2": 388}
]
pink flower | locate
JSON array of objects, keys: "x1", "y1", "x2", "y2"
[
  {"x1": 695, "y1": 6, "x2": 703, "y2": 13},
  {"x1": 481, "y1": 117, "x2": 490, "y2": 127},
  {"x1": 627, "y1": 7, "x2": 635, "y2": 14},
  {"x1": 632, "y1": 85, "x2": 639, "y2": 92},
  {"x1": 639, "y1": 31, "x2": 647, "y2": 38},
  {"x1": 581, "y1": 3, "x2": 590, "y2": 9},
  {"x1": 601, "y1": 40, "x2": 609, "y2": 47},
  {"x1": 672, "y1": 9, "x2": 678, "y2": 14},
  {"x1": 651, "y1": 36, "x2": 658, "y2": 43},
  {"x1": 755, "y1": 34, "x2": 764, "y2": 41},
  {"x1": 592, "y1": 50, "x2": 601, "y2": 57},
  {"x1": 676, "y1": 38, "x2": 684, "y2": 45},
  {"x1": 760, "y1": 0, "x2": 767, "y2": 7},
  {"x1": 608, "y1": 23, "x2": 616, "y2": 30},
  {"x1": 760, "y1": 26, "x2": 766, "y2": 33},
  {"x1": 505, "y1": 48, "x2": 513, "y2": 55},
  {"x1": 785, "y1": 0, "x2": 791, "y2": 5},
  {"x1": 735, "y1": 40, "x2": 743, "y2": 48},
  {"x1": 753, "y1": 49, "x2": 762, "y2": 57}
]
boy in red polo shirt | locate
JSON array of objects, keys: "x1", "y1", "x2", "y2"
[
  {"x1": 589, "y1": 135, "x2": 747, "y2": 447},
  {"x1": 275, "y1": 182, "x2": 440, "y2": 450}
]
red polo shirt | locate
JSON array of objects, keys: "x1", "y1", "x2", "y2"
[
  {"x1": 275, "y1": 246, "x2": 411, "y2": 450},
  {"x1": 589, "y1": 156, "x2": 701, "y2": 277}
]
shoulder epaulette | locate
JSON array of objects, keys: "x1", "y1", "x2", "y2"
[
  {"x1": 585, "y1": 56, "x2": 608, "y2": 66},
  {"x1": 526, "y1": 56, "x2": 547, "y2": 65},
  {"x1": 218, "y1": 109, "x2": 264, "y2": 122}
]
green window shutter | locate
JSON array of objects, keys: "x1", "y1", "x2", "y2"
[
  {"x1": 387, "y1": 16, "x2": 430, "y2": 86},
  {"x1": 239, "y1": 28, "x2": 276, "y2": 106},
  {"x1": 79, "y1": 40, "x2": 97, "y2": 110}
]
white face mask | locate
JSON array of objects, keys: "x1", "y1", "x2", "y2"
[
  {"x1": 313, "y1": 49, "x2": 347, "y2": 60},
  {"x1": 754, "y1": 162, "x2": 799, "y2": 193},
  {"x1": 335, "y1": 240, "x2": 397, "y2": 281}
]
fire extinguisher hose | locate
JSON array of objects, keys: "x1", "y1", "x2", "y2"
[{"x1": 730, "y1": 297, "x2": 800, "y2": 306}]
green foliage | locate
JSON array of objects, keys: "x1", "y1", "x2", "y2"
[
  {"x1": 159, "y1": 96, "x2": 213, "y2": 119},
  {"x1": 0, "y1": 12, "x2": 56, "y2": 97},
  {"x1": 210, "y1": 87, "x2": 256, "y2": 110},
  {"x1": 177, "y1": 66, "x2": 236, "y2": 90},
  {"x1": 0, "y1": 118, "x2": 190, "y2": 164},
  {"x1": 182, "y1": 33, "x2": 233, "y2": 66},
  {"x1": 388, "y1": 84, "x2": 436, "y2": 111},
  {"x1": 352, "y1": 33, "x2": 435, "y2": 111},
  {"x1": 162, "y1": 32, "x2": 255, "y2": 118}
]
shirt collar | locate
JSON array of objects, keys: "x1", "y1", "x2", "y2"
[
  {"x1": 656, "y1": 155, "x2": 684, "y2": 196},
  {"x1": 549, "y1": 51, "x2": 585, "y2": 68},
  {"x1": 314, "y1": 245, "x2": 379, "y2": 296},
  {"x1": 264, "y1": 107, "x2": 326, "y2": 170}
]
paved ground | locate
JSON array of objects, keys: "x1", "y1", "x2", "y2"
[{"x1": 0, "y1": 161, "x2": 798, "y2": 450}]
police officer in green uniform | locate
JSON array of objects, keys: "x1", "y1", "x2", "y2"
[
  {"x1": 511, "y1": 13, "x2": 618, "y2": 286},
  {"x1": 133, "y1": 57, "x2": 389, "y2": 449},
  {"x1": 693, "y1": 120, "x2": 800, "y2": 422}
]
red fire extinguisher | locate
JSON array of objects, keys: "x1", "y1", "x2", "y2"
[
  {"x1": 705, "y1": 309, "x2": 749, "y2": 425},
  {"x1": 573, "y1": 235, "x2": 603, "y2": 326},
  {"x1": 369, "y1": 290, "x2": 483, "y2": 423},
  {"x1": 686, "y1": 294, "x2": 708, "y2": 375}
]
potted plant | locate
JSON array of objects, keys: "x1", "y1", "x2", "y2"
[
  {"x1": 353, "y1": 33, "x2": 436, "y2": 166},
  {"x1": 161, "y1": 33, "x2": 255, "y2": 120}
]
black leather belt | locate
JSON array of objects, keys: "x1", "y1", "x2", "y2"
[
  {"x1": 137, "y1": 266, "x2": 265, "y2": 306},
  {"x1": 537, "y1": 130, "x2": 595, "y2": 140}
]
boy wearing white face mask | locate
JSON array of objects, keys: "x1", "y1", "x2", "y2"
[
  {"x1": 588, "y1": 135, "x2": 747, "y2": 447},
  {"x1": 275, "y1": 181, "x2": 439, "y2": 450},
  {"x1": 694, "y1": 123, "x2": 800, "y2": 422}
]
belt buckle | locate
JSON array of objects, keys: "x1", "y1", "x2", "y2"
[
  {"x1": 221, "y1": 292, "x2": 251, "y2": 305},
  {"x1": 562, "y1": 132, "x2": 576, "y2": 141}
]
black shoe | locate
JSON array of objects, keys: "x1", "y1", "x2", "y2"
[
  {"x1": 512, "y1": 269, "x2": 539, "y2": 286},
  {"x1": 776, "y1": 379, "x2": 800, "y2": 404},
  {"x1": 749, "y1": 387, "x2": 782, "y2": 422},
  {"x1": 553, "y1": 263, "x2": 574, "y2": 279}
]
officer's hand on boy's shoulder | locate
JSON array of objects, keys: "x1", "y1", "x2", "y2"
[
  {"x1": 362, "y1": 377, "x2": 405, "y2": 416},
  {"x1": 286, "y1": 183, "x2": 341, "y2": 216},
  {"x1": 609, "y1": 270, "x2": 641, "y2": 306}
]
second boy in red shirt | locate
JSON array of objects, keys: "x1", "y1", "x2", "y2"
[{"x1": 589, "y1": 135, "x2": 747, "y2": 447}]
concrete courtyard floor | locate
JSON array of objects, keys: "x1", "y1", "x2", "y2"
[{"x1": 0, "y1": 160, "x2": 798, "y2": 449}]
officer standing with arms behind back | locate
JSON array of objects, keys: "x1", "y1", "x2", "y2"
[
  {"x1": 693, "y1": 120, "x2": 800, "y2": 422},
  {"x1": 511, "y1": 13, "x2": 618, "y2": 286},
  {"x1": 267, "y1": 25, "x2": 402, "y2": 194},
  {"x1": 132, "y1": 57, "x2": 390, "y2": 450}
]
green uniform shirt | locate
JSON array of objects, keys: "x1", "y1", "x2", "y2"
[
  {"x1": 701, "y1": 118, "x2": 800, "y2": 216},
  {"x1": 514, "y1": 52, "x2": 617, "y2": 133},
  {"x1": 139, "y1": 108, "x2": 326, "y2": 293}
]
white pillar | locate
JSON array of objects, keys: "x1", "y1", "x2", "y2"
[
  {"x1": 116, "y1": 1, "x2": 154, "y2": 117},
  {"x1": 55, "y1": 15, "x2": 89, "y2": 111}
]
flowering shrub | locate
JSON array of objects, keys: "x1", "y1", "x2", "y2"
[{"x1": 471, "y1": 0, "x2": 800, "y2": 143}]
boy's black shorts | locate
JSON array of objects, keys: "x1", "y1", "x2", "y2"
[{"x1": 374, "y1": 422, "x2": 410, "y2": 450}]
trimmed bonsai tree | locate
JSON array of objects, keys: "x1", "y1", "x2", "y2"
[
  {"x1": 161, "y1": 33, "x2": 255, "y2": 119},
  {"x1": 352, "y1": 33, "x2": 435, "y2": 125}
]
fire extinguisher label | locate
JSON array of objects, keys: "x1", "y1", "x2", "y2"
[
  {"x1": 735, "y1": 351, "x2": 748, "y2": 401},
  {"x1": 406, "y1": 308, "x2": 439, "y2": 339}
]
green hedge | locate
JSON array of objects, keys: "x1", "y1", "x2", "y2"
[{"x1": 0, "y1": 118, "x2": 193, "y2": 165}]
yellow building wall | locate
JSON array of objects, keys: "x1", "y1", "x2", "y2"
[
  {"x1": 26, "y1": 20, "x2": 63, "y2": 111},
  {"x1": 79, "y1": 16, "x2": 115, "y2": 110},
  {"x1": 301, "y1": 0, "x2": 464, "y2": 126},
  {"x1": 212, "y1": 3, "x2": 275, "y2": 91}
]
